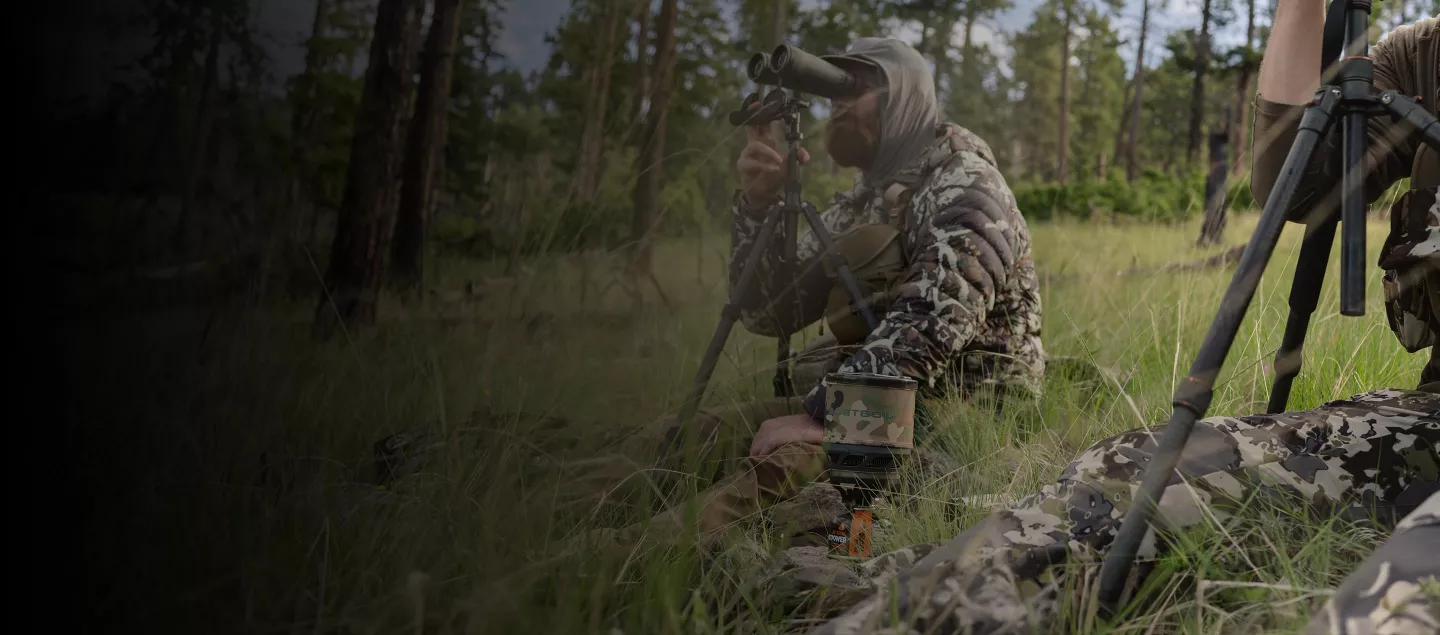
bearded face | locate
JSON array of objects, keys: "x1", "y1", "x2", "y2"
[{"x1": 826, "y1": 87, "x2": 882, "y2": 170}]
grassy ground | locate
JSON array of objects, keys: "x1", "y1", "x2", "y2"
[{"x1": 66, "y1": 212, "x2": 1425, "y2": 634}]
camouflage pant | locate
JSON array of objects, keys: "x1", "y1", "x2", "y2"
[
  {"x1": 594, "y1": 336, "x2": 870, "y2": 543},
  {"x1": 798, "y1": 387, "x2": 1440, "y2": 635},
  {"x1": 601, "y1": 334, "x2": 992, "y2": 545}
]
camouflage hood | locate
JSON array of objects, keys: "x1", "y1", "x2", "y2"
[{"x1": 824, "y1": 38, "x2": 943, "y2": 189}]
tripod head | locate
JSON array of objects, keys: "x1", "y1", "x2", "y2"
[
  {"x1": 727, "y1": 87, "x2": 811, "y2": 131},
  {"x1": 1329, "y1": 0, "x2": 1381, "y2": 315}
]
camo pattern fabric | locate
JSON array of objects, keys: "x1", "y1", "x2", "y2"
[
  {"x1": 800, "y1": 388, "x2": 1440, "y2": 635},
  {"x1": 1380, "y1": 186, "x2": 1439, "y2": 359},
  {"x1": 730, "y1": 122, "x2": 1045, "y2": 422},
  {"x1": 1304, "y1": 492, "x2": 1440, "y2": 635},
  {"x1": 823, "y1": 377, "x2": 917, "y2": 449}
]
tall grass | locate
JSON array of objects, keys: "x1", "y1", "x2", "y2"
[{"x1": 66, "y1": 213, "x2": 1424, "y2": 634}]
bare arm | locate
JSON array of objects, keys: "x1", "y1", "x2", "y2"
[{"x1": 1256, "y1": 0, "x2": 1326, "y2": 105}]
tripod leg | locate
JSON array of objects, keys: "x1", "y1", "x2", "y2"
[
  {"x1": 673, "y1": 208, "x2": 786, "y2": 429},
  {"x1": 796, "y1": 202, "x2": 881, "y2": 330},
  {"x1": 1330, "y1": 107, "x2": 1365, "y2": 315},
  {"x1": 1339, "y1": 110, "x2": 1369, "y2": 315},
  {"x1": 774, "y1": 340, "x2": 795, "y2": 397},
  {"x1": 775, "y1": 204, "x2": 800, "y2": 398},
  {"x1": 1095, "y1": 87, "x2": 1341, "y2": 611},
  {"x1": 1267, "y1": 214, "x2": 1338, "y2": 414},
  {"x1": 1337, "y1": 5, "x2": 1374, "y2": 316}
]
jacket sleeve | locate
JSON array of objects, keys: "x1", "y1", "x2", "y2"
[
  {"x1": 729, "y1": 190, "x2": 845, "y2": 338},
  {"x1": 1249, "y1": 22, "x2": 1420, "y2": 224},
  {"x1": 801, "y1": 152, "x2": 1018, "y2": 420}
]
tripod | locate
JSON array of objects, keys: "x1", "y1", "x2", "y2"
[
  {"x1": 1097, "y1": 0, "x2": 1440, "y2": 611},
  {"x1": 670, "y1": 88, "x2": 881, "y2": 430}
]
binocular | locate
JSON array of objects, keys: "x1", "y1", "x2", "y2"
[{"x1": 746, "y1": 44, "x2": 869, "y2": 100}]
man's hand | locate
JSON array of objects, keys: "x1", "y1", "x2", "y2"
[
  {"x1": 736, "y1": 104, "x2": 810, "y2": 203},
  {"x1": 749, "y1": 413, "x2": 824, "y2": 458}
]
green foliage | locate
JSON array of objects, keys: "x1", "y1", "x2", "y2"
[
  {"x1": 444, "y1": 0, "x2": 510, "y2": 207},
  {"x1": 1067, "y1": 8, "x2": 1127, "y2": 179},
  {"x1": 1011, "y1": 166, "x2": 1265, "y2": 224},
  {"x1": 1006, "y1": 1, "x2": 1065, "y2": 180},
  {"x1": 792, "y1": 0, "x2": 889, "y2": 56},
  {"x1": 736, "y1": 0, "x2": 801, "y2": 51},
  {"x1": 1013, "y1": 171, "x2": 1215, "y2": 222}
]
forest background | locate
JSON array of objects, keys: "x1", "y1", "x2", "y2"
[{"x1": 45, "y1": 0, "x2": 1435, "y2": 633}]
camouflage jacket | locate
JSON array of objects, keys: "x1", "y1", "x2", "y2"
[{"x1": 728, "y1": 122, "x2": 1045, "y2": 418}]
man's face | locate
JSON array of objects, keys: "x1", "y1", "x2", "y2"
[{"x1": 825, "y1": 65, "x2": 882, "y2": 170}]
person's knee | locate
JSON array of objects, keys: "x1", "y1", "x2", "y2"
[{"x1": 740, "y1": 441, "x2": 826, "y2": 497}]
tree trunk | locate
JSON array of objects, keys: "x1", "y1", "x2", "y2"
[
  {"x1": 627, "y1": 0, "x2": 652, "y2": 143},
  {"x1": 771, "y1": 0, "x2": 786, "y2": 47},
  {"x1": 1231, "y1": 0, "x2": 1256, "y2": 177},
  {"x1": 1187, "y1": 0, "x2": 1214, "y2": 168},
  {"x1": 933, "y1": 16, "x2": 956, "y2": 101},
  {"x1": 390, "y1": 0, "x2": 463, "y2": 299},
  {"x1": 312, "y1": 0, "x2": 426, "y2": 341},
  {"x1": 629, "y1": 0, "x2": 678, "y2": 276},
  {"x1": 1058, "y1": 0, "x2": 1074, "y2": 184},
  {"x1": 1112, "y1": 77, "x2": 1133, "y2": 173},
  {"x1": 574, "y1": 1, "x2": 626, "y2": 206},
  {"x1": 1079, "y1": 17, "x2": 1097, "y2": 179},
  {"x1": 1199, "y1": 111, "x2": 1230, "y2": 246},
  {"x1": 178, "y1": 8, "x2": 224, "y2": 258},
  {"x1": 259, "y1": 0, "x2": 330, "y2": 302},
  {"x1": 950, "y1": 9, "x2": 977, "y2": 115},
  {"x1": 1125, "y1": 0, "x2": 1151, "y2": 182},
  {"x1": 962, "y1": 9, "x2": 976, "y2": 68},
  {"x1": 290, "y1": 0, "x2": 331, "y2": 157},
  {"x1": 915, "y1": 6, "x2": 930, "y2": 57},
  {"x1": 295, "y1": 0, "x2": 331, "y2": 242}
]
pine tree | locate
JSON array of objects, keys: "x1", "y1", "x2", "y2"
[
  {"x1": 313, "y1": 0, "x2": 426, "y2": 340},
  {"x1": 390, "y1": 0, "x2": 465, "y2": 299}
]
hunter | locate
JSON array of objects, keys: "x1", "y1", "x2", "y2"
[{"x1": 608, "y1": 36, "x2": 1045, "y2": 545}]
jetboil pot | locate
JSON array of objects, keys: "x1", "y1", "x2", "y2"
[{"x1": 821, "y1": 372, "x2": 917, "y2": 558}]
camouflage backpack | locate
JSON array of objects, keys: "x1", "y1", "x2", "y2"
[{"x1": 820, "y1": 182, "x2": 916, "y2": 345}]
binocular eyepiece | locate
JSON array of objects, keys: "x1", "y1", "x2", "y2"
[{"x1": 746, "y1": 44, "x2": 869, "y2": 100}]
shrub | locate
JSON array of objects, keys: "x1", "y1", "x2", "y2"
[{"x1": 1013, "y1": 171, "x2": 1253, "y2": 224}]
